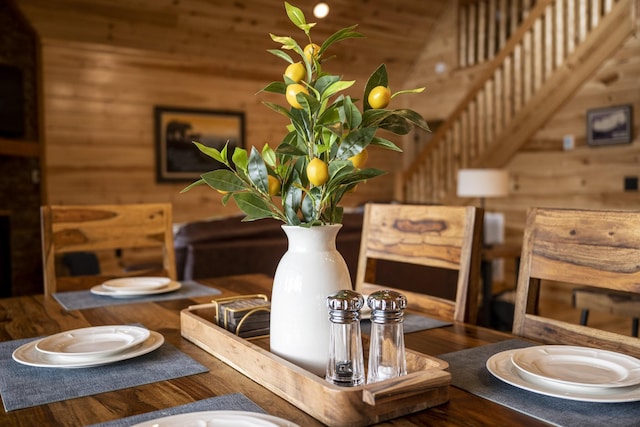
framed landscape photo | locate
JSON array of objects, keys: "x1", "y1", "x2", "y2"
[
  {"x1": 154, "y1": 106, "x2": 245, "y2": 182},
  {"x1": 586, "y1": 104, "x2": 633, "y2": 147}
]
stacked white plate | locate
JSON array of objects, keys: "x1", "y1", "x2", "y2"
[
  {"x1": 12, "y1": 325, "x2": 164, "y2": 368},
  {"x1": 487, "y1": 345, "x2": 640, "y2": 402},
  {"x1": 131, "y1": 411, "x2": 300, "y2": 427},
  {"x1": 90, "y1": 277, "x2": 181, "y2": 298}
]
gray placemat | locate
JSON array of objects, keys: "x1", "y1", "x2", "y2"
[
  {"x1": 53, "y1": 280, "x2": 222, "y2": 311},
  {"x1": 360, "y1": 312, "x2": 451, "y2": 335},
  {"x1": 0, "y1": 333, "x2": 209, "y2": 412},
  {"x1": 88, "y1": 393, "x2": 265, "y2": 427},
  {"x1": 439, "y1": 339, "x2": 640, "y2": 427}
]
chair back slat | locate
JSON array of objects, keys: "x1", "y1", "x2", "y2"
[
  {"x1": 355, "y1": 203, "x2": 483, "y2": 323},
  {"x1": 513, "y1": 207, "x2": 640, "y2": 358},
  {"x1": 41, "y1": 203, "x2": 176, "y2": 295}
]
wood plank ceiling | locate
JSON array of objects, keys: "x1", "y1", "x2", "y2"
[{"x1": 15, "y1": 0, "x2": 450, "y2": 85}]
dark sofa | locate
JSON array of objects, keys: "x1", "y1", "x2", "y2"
[
  {"x1": 174, "y1": 211, "x2": 365, "y2": 283},
  {"x1": 173, "y1": 209, "x2": 458, "y2": 300}
]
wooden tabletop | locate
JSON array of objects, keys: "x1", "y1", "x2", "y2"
[{"x1": 0, "y1": 274, "x2": 550, "y2": 427}]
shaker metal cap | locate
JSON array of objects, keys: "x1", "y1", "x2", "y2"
[
  {"x1": 367, "y1": 290, "x2": 407, "y2": 312},
  {"x1": 327, "y1": 290, "x2": 364, "y2": 311}
]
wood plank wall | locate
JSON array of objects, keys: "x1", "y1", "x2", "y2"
[
  {"x1": 405, "y1": 4, "x2": 640, "y2": 246},
  {"x1": 41, "y1": 40, "x2": 402, "y2": 224}
]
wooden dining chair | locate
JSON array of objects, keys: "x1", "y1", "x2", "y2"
[
  {"x1": 354, "y1": 203, "x2": 483, "y2": 323},
  {"x1": 41, "y1": 203, "x2": 177, "y2": 295},
  {"x1": 512, "y1": 207, "x2": 640, "y2": 358}
]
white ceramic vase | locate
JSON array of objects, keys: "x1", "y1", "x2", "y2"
[{"x1": 270, "y1": 224, "x2": 352, "y2": 376}]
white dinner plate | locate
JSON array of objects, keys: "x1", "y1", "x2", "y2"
[
  {"x1": 12, "y1": 331, "x2": 164, "y2": 368},
  {"x1": 90, "y1": 280, "x2": 181, "y2": 298},
  {"x1": 511, "y1": 345, "x2": 640, "y2": 389},
  {"x1": 130, "y1": 410, "x2": 300, "y2": 427},
  {"x1": 101, "y1": 277, "x2": 171, "y2": 292},
  {"x1": 35, "y1": 325, "x2": 150, "y2": 359},
  {"x1": 487, "y1": 349, "x2": 640, "y2": 403}
]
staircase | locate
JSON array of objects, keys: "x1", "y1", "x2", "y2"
[{"x1": 403, "y1": 0, "x2": 638, "y2": 204}]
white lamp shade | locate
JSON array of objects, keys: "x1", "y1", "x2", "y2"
[{"x1": 457, "y1": 169, "x2": 509, "y2": 198}]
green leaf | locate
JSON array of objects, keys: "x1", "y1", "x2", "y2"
[
  {"x1": 270, "y1": 33, "x2": 298, "y2": 50},
  {"x1": 320, "y1": 25, "x2": 363, "y2": 52},
  {"x1": 180, "y1": 178, "x2": 205, "y2": 193},
  {"x1": 378, "y1": 114, "x2": 412, "y2": 135},
  {"x1": 192, "y1": 141, "x2": 227, "y2": 165},
  {"x1": 233, "y1": 192, "x2": 277, "y2": 221},
  {"x1": 247, "y1": 147, "x2": 269, "y2": 194},
  {"x1": 267, "y1": 49, "x2": 293, "y2": 64},
  {"x1": 284, "y1": 2, "x2": 310, "y2": 29},
  {"x1": 314, "y1": 75, "x2": 341, "y2": 97},
  {"x1": 260, "y1": 81, "x2": 287, "y2": 95},
  {"x1": 390, "y1": 109, "x2": 431, "y2": 131},
  {"x1": 336, "y1": 127, "x2": 375, "y2": 158},
  {"x1": 343, "y1": 96, "x2": 362, "y2": 129},
  {"x1": 391, "y1": 87, "x2": 425, "y2": 98},
  {"x1": 370, "y1": 136, "x2": 402, "y2": 152},
  {"x1": 322, "y1": 80, "x2": 355, "y2": 100},
  {"x1": 276, "y1": 142, "x2": 307, "y2": 156},
  {"x1": 363, "y1": 64, "x2": 389, "y2": 110},
  {"x1": 231, "y1": 147, "x2": 249, "y2": 171},
  {"x1": 262, "y1": 101, "x2": 293, "y2": 120},
  {"x1": 262, "y1": 144, "x2": 276, "y2": 168},
  {"x1": 201, "y1": 169, "x2": 246, "y2": 192}
]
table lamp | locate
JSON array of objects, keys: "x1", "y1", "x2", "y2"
[{"x1": 456, "y1": 169, "x2": 509, "y2": 209}]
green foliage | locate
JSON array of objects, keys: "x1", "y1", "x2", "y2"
[{"x1": 182, "y1": 1, "x2": 430, "y2": 225}]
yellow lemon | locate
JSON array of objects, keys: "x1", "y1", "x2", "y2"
[
  {"x1": 267, "y1": 175, "x2": 281, "y2": 196},
  {"x1": 368, "y1": 86, "x2": 391, "y2": 109},
  {"x1": 348, "y1": 149, "x2": 368, "y2": 169},
  {"x1": 303, "y1": 43, "x2": 321, "y2": 62},
  {"x1": 285, "y1": 83, "x2": 309, "y2": 109},
  {"x1": 284, "y1": 62, "x2": 305, "y2": 83},
  {"x1": 306, "y1": 157, "x2": 329, "y2": 186}
]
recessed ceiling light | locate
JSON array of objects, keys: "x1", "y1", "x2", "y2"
[{"x1": 313, "y1": 2, "x2": 329, "y2": 19}]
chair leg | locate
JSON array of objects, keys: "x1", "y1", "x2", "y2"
[
  {"x1": 633, "y1": 318, "x2": 639, "y2": 338},
  {"x1": 580, "y1": 309, "x2": 589, "y2": 326}
]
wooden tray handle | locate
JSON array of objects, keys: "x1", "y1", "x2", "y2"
[{"x1": 362, "y1": 369, "x2": 451, "y2": 406}]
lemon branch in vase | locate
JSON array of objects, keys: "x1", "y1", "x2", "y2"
[{"x1": 182, "y1": 1, "x2": 430, "y2": 226}]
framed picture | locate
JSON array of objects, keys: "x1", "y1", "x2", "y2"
[
  {"x1": 586, "y1": 104, "x2": 633, "y2": 147},
  {"x1": 154, "y1": 106, "x2": 245, "y2": 182}
]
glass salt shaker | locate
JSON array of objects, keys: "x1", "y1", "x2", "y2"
[
  {"x1": 326, "y1": 290, "x2": 365, "y2": 386},
  {"x1": 366, "y1": 290, "x2": 407, "y2": 384}
]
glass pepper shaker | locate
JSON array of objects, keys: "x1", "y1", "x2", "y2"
[
  {"x1": 366, "y1": 290, "x2": 408, "y2": 384},
  {"x1": 326, "y1": 290, "x2": 365, "y2": 386}
]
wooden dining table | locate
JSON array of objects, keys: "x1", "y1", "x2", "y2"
[{"x1": 0, "y1": 273, "x2": 552, "y2": 426}]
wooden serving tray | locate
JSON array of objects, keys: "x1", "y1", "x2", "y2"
[{"x1": 181, "y1": 303, "x2": 450, "y2": 427}]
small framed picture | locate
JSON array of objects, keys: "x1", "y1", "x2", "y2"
[
  {"x1": 154, "y1": 106, "x2": 245, "y2": 182},
  {"x1": 586, "y1": 105, "x2": 633, "y2": 147}
]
